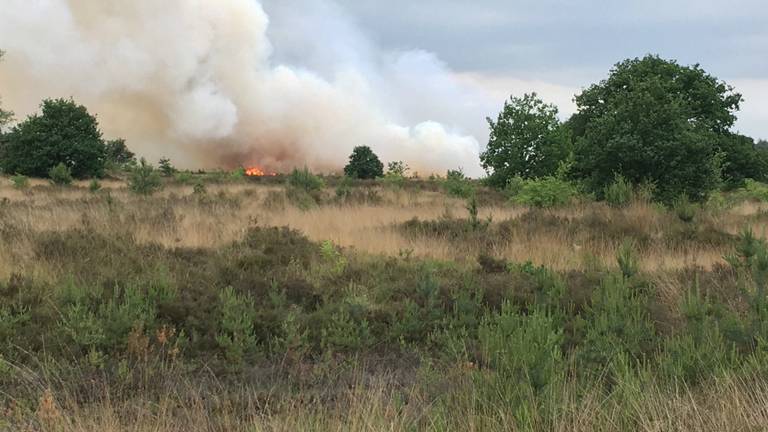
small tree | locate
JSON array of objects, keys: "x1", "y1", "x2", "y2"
[
  {"x1": 344, "y1": 146, "x2": 384, "y2": 180},
  {"x1": 105, "y1": 139, "x2": 136, "y2": 166},
  {"x1": 444, "y1": 169, "x2": 475, "y2": 198},
  {"x1": 158, "y1": 157, "x2": 176, "y2": 177},
  {"x1": 482, "y1": 93, "x2": 571, "y2": 188},
  {"x1": 129, "y1": 158, "x2": 162, "y2": 195},
  {"x1": 386, "y1": 161, "x2": 409, "y2": 178},
  {"x1": 48, "y1": 163, "x2": 73, "y2": 186}
]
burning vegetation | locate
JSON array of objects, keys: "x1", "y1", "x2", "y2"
[{"x1": 245, "y1": 166, "x2": 277, "y2": 177}]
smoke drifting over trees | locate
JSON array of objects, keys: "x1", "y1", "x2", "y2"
[{"x1": 0, "y1": 0, "x2": 491, "y2": 174}]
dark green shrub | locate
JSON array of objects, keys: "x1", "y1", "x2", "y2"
[
  {"x1": 513, "y1": 177, "x2": 577, "y2": 208},
  {"x1": 128, "y1": 158, "x2": 162, "y2": 196},
  {"x1": 344, "y1": 146, "x2": 384, "y2": 179},
  {"x1": 604, "y1": 174, "x2": 633, "y2": 207},
  {"x1": 48, "y1": 163, "x2": 73, "y2": 186}
]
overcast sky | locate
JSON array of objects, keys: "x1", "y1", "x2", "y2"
[{"x1": 264, "y1": 0, "x2": 768, "y2": 140}]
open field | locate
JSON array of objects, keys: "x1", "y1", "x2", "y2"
[{"x1": 2, "y1": 175, "x2": 768, "y2": 431}]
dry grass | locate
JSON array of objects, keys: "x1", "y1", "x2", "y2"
[
  {"x1": 3, "y1": 178, "x2": 768, "y2": 280},
  {"x1": 11, "y1": 372, "x2": 768, "y2": 432}
]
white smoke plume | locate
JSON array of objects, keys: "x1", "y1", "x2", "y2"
[{"x1": 0, "y1": 0, "x2": 492, "y2": 175}]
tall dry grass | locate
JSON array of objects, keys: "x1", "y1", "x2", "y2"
[
  {"x1": 3, "y1": 179, "x2": 768, "y2": 280},
  {"x1": 11, "y1": 371, "x2": 768, "y2": 432}
]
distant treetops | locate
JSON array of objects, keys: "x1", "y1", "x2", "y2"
[{"x1": 482, "y1": 54, "x2": 767, "y2": 203}]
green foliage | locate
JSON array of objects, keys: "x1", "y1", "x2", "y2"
[
  {"x1": 128, "y1": 158, "x2": 163, "y2": 196},
  {"x1": 443, "y1": 169, "x2": 475, "y2": 198},
  {"x1": 104, "y1": 139, "x2": 135, "y2": 166},
  {"x1": 478, "y1": 304, "x2": 564, "y2": 393},
  {"x1": 577, "y1": 275, "x2": 655, "y2": 373},
  {"x1": 718, "y1": 133, "x2": 768, "y2": 188},
  {"x1": 659, "y1": 289, "x2": 738, "y2": 384},
  {"x1": 10, "y1": 174, "x2": 28, "y2": 189},
  {"x1": 344, "y1": 146, "x2": 384, "y2": 179},
  {"x1": 0, "y1": 98, "x2": 106, "y2": 178},
  {"x1": 604, "y1": 174, "x2": 634, "y2": 207},
  {"x1": 158, "y1": 157, "x2": 175, "y2": 177},
  {"x1": 48, "y1": 162, "x2": 73, "y2": 186},
  {"x1": 174, "y1": 171, "x2": 194, "y2": 185},
  {"x1": 482, "y1": 93, "x2": 572, "y2": 188},
  {"x1": 215, "y1": 286, "x2": 258, "y2": 366},
  {"x1": 319, "y1": 240, "x2": 347, "y2": 277},
  {"x1": 382, "y1": 161, "x2": 409, "y2": 189},
  {"x1": 230, "y1": 167, "x2": 246, "y2": 180},
  {"x1": 733, "y1": 179, "x2": 768, "y2": 202},
  {"x1": 570, "y1": 55, "x2": 742, "y2": 203},
  {"x1": 386, "y1": 161, "x2": 409, "y2": 177},
  {"x1": 672, "y1": 194, "x2": 697, "y2": 223},
  {"x1": 89, "y1": 179, "x2": 102, "y2": 193},
  {"x1": 288, "y1": 167, "x2": 325, "y2": 192},
  {"x1": 616, "y1": 239, "x2": 639, "y2": 279},
  {"x1": 513, "y1": 177, "x2": 577, "y2": 208}
]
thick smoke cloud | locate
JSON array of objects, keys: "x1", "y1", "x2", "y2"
[{"x1": 0, "y1": 0, "x2": 491, "y2": 175}]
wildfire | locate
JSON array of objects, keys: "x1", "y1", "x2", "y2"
[{"x1": 245, "y1": 166, "x2": 277, "y2": 177}]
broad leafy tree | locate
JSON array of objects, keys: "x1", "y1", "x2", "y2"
[
  {"x1": 344, "y1": 146, "x2": 384, "y2": 179},
  {"x1": 105, "y1": 138, "x2": 136, "y2": 166},
  {"x1": 482, "y1": 93, "x2": 571, "y2": 188},
  {"x1": 0, "y1": 98, "x2": 106, "y2": 178},
  {"x1": 570, "y1": 55, "x2": 743, "y2": 202},
  {"x1": 717, "y1": 133, "x2": 768, "y2": 188}
]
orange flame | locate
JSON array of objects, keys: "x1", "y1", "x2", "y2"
[{"x1": 245, "y1": 166, "x2": 277, "y2": 177}]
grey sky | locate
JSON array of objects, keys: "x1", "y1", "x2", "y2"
[{"x1": 264, "y1": 0, "x2": 768, "y2": 140}]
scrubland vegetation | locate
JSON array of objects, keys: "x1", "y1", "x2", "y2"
[
  {"x1": 3, "y1": 50, "x2": 768, "y2": 430},
  {"x1": 2, "y1": 173, "x2": 768, "y2": 431}
]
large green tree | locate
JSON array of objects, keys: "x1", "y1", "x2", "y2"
[
  {"x1": 0, "y1": 98, "x2": 106, "y2": 178},
  {"x1": 344, "y1": 146, "x2": 384, "y2": 180},
  {"x1": 570, "y1": 55, "x2": 743, "y2": 202},
  {"x1": 481, "y1": 93, "x2": 571, "y2": 188},
  {"x1": 717, "y1": 133, "x2": 768, "y2": 188}
]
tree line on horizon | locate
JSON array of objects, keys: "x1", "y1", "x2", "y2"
[
  {"x1": 1, "y1": 50, "x2": 767, "y2": 204},
  {"x1": 481, "y1": 54, "x2": 768, "y2": 203}
]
